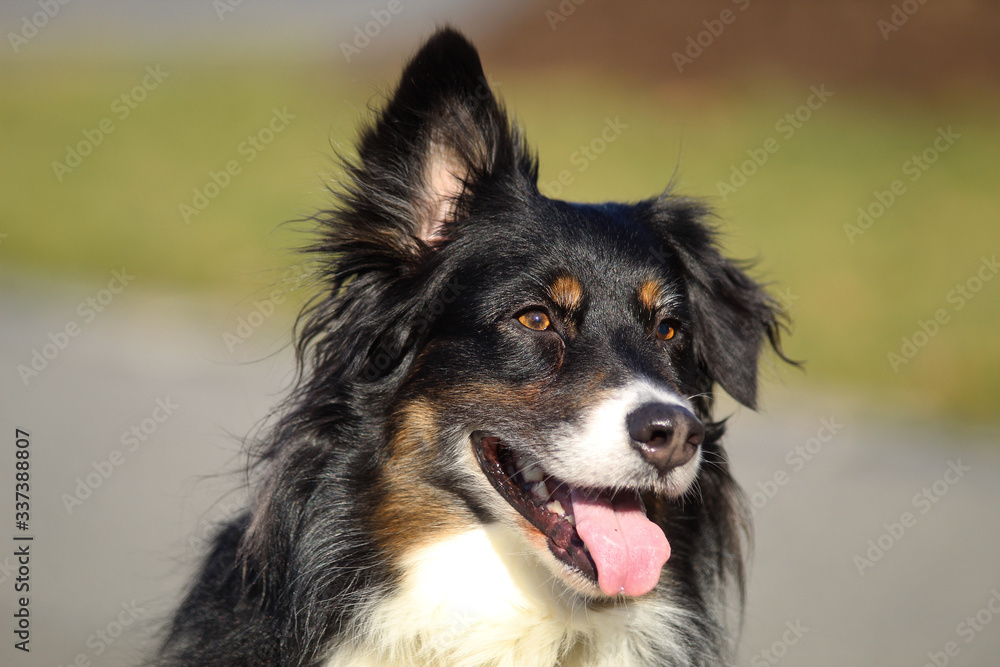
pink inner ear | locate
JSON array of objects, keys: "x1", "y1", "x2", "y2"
[{"x1": 418, "y1": 140, "x2": 469, "y2": 244}]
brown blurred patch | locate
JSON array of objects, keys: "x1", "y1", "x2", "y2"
[{"x1": 484, "y1": 0, "x2": 1000, "y2": 93}]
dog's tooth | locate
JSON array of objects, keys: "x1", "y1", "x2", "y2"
[
  {"x1": 546, "y1": 500, "x2": 565, "y2": 516},
  {"x1": 565, "y1": 513, "x2": 575, "y2": 526},
  {"x1": 522, "y1": 463, "x2": 544, "y2": 482},
  {"x1": 533, "y1": 481, "x2": 550, "y2": 499}
]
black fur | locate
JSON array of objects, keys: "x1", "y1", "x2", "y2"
[{"x1": 157, "y1": 28, "x2": 791, "y2": 666}]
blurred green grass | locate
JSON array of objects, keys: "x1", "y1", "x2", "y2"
[{"x1": 2, "y1": 57, "x2": 998, "y2": 419}]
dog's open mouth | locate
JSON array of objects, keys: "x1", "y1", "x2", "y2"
[{"x1": 472, "y1": 432, "x2": 671, "y2": 597}]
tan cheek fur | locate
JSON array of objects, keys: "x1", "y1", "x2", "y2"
[{"x1": 374, "y1": 399, "x2": 475, "y2": 559}]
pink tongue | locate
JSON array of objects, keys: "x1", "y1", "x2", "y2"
[{"x1": 570, "y1": 489, "x2": 670, "y2": 597}]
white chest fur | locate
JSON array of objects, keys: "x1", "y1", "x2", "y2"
[{"x1": 325, "y1": 525, "x2": 690, "y2": 667}]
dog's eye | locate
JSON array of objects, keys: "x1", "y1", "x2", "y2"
[
  {"x1": 656, "y1": 320, "x2": 676, "y2": 341},
  {"x1": 518, "y1": 310, "x2": 551, "y2": 331}
]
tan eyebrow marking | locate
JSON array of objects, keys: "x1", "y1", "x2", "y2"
[
  {"x1": 547, "y1": 275, "x2": 584, "y2": 313},
  {"x1": 638, "y1": 280, "x2": 662, "y2": 311}
]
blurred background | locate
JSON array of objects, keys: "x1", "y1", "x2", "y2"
[{"x1": 2, "y1": 1, "x2": 998, "y2": 665}]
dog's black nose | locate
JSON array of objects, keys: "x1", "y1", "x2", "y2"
[{"x1": 627, "y1": 403, "x2": 704, "y2": 474}]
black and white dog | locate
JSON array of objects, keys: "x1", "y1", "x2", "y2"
[{"x1": 158, "y1": 28, "x2": 790, "y2": 666}]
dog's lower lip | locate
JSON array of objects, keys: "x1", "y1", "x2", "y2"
[{"x1": 471, "y1": 431, "x2": 598, "y2": 583}]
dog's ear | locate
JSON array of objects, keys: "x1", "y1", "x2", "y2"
[
  {"x1": 340, "y1": 27, "x2": 532, "y2": 259},
  {"x1": 653, "y1": 199, "x2": 789, "y2": 409},
  {"x1": 301, "y1": 29, "x2": 535, "y2": 386}
]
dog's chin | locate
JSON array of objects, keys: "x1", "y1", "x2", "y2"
[{"x1": 471, "y1": 431, "x2": 690, "y2": 599}]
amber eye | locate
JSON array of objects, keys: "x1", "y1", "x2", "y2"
[
  {"x1": 656, "y1": 321, "x2": 676, "y2": 341},
  {"x1": 518, "y1": 310, "x2": 551, "y2": 331}
]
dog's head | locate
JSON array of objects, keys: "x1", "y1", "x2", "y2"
[{"x1": 301, "y1": 29, "x2": 787, "y2": 600}]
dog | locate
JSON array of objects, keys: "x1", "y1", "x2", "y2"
[{"x1": 157, "y1": 28, "x2": 790, "y2": 667}]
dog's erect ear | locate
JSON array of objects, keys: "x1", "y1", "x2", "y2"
[
  {"x1": 342, "y1": 28, "x2": 532, "y2": 256},
  {"x1": 653, "y1": 200, "x2": 789, "y2": 409},
  {"x1": 300, "y1": 29, "x2": 534, "y2": 386}
]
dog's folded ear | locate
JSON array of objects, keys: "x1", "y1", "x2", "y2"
[
  {"x1": 342, "y1": 27, "x2": 532, "y2": 257},
  {"x1": 653, "y1": 200, "x2": 790, "y2": 409}
]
